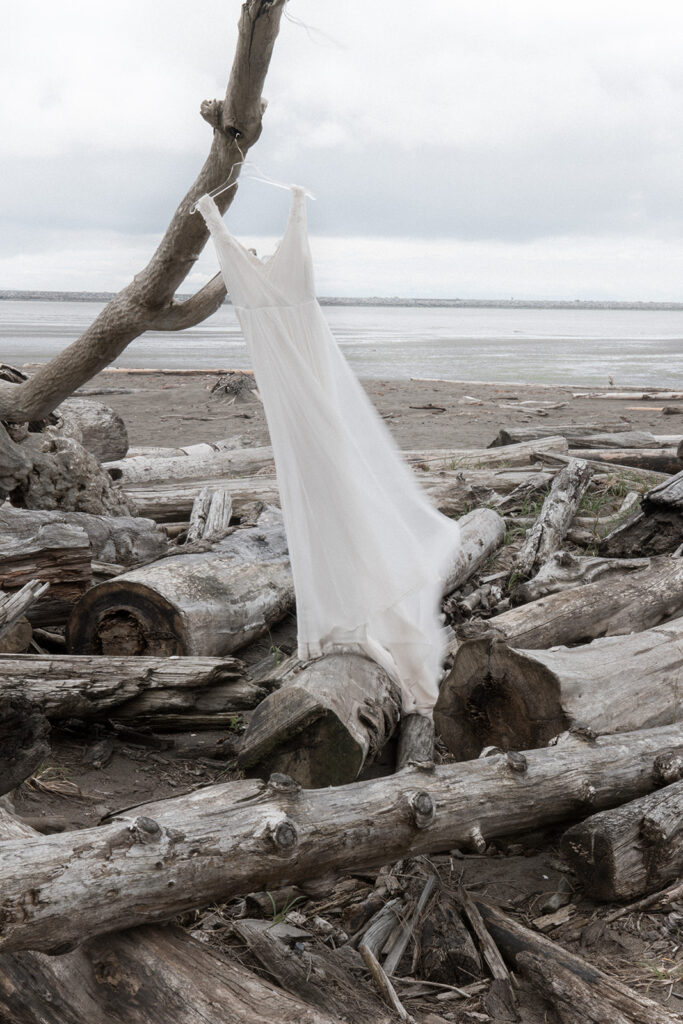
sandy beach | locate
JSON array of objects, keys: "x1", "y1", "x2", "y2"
[{"x1": 83, "y1": 369, "x2": 679, "y2": 451}]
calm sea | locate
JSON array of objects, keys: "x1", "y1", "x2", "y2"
[{"x1": 0, "y1": 299, "x2": 682, "y2": 387}]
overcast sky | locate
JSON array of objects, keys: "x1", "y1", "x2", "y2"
[{"x1": 3, "y1": 1, "x2": 683, "y2": 299}]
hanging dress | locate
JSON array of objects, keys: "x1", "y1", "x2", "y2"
[{"x1": 197, "y1": 187, "x2": 462, "y2": 715}]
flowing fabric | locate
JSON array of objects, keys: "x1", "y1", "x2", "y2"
[{"x1": 197, "y1": 187, "x2": 461, "y2": 714}]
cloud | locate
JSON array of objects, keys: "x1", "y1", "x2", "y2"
[{"x1": 2, "y1": 0, "x2": 683, "y2": 296}]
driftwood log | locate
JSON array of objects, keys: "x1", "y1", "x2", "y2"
[
  {"x1": 457, "y1": 555, "x2": 683, "y2": 650},
  {"x1": 514, "y1": 458, "x2": 593, "y2": 577},
  {"x1": 238, "y1": 508, "x2": 505, "y2": 787},
  {"x1": 570, "y1": 446, "x2": 683, "y2": 475},
  {"x1": 478, "y1": 900, "x2": 681, "y2": 1024},
  {"x1": 54, "y1": 398, "x2": 128, "y2": 462},
  {"x1": 0, "y1": 652, "x2": 261, "y2": 720},
  {"x1": 0, "y1": 511, "x2": 92, "y2": 626},
  {"x1": 0, "y1": 503, "x2": 167, "y2": 568},
  {"x1": 0, "y1": 812, "x2": 337, "y2": 1024},
  {"x1": 600, "y1": 467, "x2": 683, "y2": 557},
  {"x1": 436, "y1": 619, "x2": 683, "y2": 759},
  {"x1": 510, "y1": 551, "x2": 650, "y2": 604},
  {"x1": 489, "y1": 425, "x2": 651, "y2": 447},
  {"x1": 67, "y1": 509, "x2": 293, "y2": 657},
  {"x1": 0, "y1": 724, "x2": 680, "y2": 954},
  {"x1": 561, "y1": 776, "x2": 683, "y2": 901},
  {"x1": 105, "y1": 445, "x2": 274, "y2": 485},
  {"x1": 186, "y1": 486, "x2": 233, "y2": 542}
]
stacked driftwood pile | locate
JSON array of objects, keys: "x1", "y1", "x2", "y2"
[{"x1": 0, "y1": 389, "x2": 682, "y2": 1023}]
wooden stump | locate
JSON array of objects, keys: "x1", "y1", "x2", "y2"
[
  {"x1": 561, "y1": 777, "x2": 683, "y2": 901},
  {"x1": 436, "y1": 619, "x2": 683, "y2": 759}
]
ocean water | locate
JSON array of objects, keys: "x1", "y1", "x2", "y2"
[{"x1": 0, "y1": 299, "x2": 682, "y2": 387}]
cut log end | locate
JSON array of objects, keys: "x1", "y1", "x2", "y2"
[
  {"x1": 435, "y1": 638, "x2": 567, "y2": 760},
  {"x1": 67, "y1": 582, "x2": 184, "y2": 656}
]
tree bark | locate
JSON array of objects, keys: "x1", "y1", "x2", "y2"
[
  {"x1": 54, "y1": 398, "x2": 128, "y2": 462},
  {"x1": 0, "y1": 723, "x2": 680, "y2": 955},
  {"x1": 514, "y1": 459, "x2": 593, "y2": 577},
  {"x1": 0, "y1": 652, "x2": 263, "y2": 721},
  {"x1": 435, "y1": 620, "x2": 683, "y2": 760},
  {"x1": 477, "y1": 901, "x2": 682, "y2": 1024},
  {"x1": 66, "y1": 510, "x2": 293, "y2": 656},
  {"x1": 0, "y1": 0, "x2": 287, "y2": 427},
  {"x1": 0, "y1": 504, "x2": 168, "y2": 568},
  {"x1": 456, "y1": 555, "x2": 683, "y2": 651},
  {"x1": 561, "y1": 779, "x2": 683, "y2": 901}
]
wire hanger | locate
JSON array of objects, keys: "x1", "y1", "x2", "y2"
[{"x1": 191, "y1": 147, "x2": 315, "y2": 213}]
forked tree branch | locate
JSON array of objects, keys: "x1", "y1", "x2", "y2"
[{"x1": 0, "y1": 0, "x2": 286, "y2": 423}]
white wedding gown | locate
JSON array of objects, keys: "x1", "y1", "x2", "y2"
[{"x1": 197, "y1": 186, "x2": 462, "y2": 714}]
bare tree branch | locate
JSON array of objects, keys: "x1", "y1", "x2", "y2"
[{"x1": 1, "y1": 0, "x2": 286, "y2": 423}]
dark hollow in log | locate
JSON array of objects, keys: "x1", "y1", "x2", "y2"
[
  {"x1": 600, "y1": 468, "x2": 683, "y2": 557},
  {"x1": 0, "y1": 695, "x2": 50, "y2": 797},
  {"x1": 436, "y1": 619, "x2": 683, "y2": 760},
  {"x1": 560, "y1": 778, "x2": 683, "y2": 901},
  {"x1": 54, "y1": 398, "x2": 128, "y2": 462},
  {"x1": 455, "y1": 555, "x2": 683, "y2": 652},
  {"x1": 0, "y1": 724, "x2": 680, "y2": 955},
  {"x1": 0, "y1": 653, "x2": 259, "y2": 721},
  {"x1": 478, "y1": 900, "x2": 681, "y2": 1024},
  {"x1": 66, "y1": 511, "x2": 293, "y2": 657}
]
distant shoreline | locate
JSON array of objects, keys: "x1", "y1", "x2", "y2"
[{"x1": 2, "y1": 289, "x2": 683, "y2": 311}]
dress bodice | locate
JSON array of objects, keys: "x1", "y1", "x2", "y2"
[{"x1": 196, "y1": 186, "x2": 315, "y2": 310}]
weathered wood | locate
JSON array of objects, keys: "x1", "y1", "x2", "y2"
[
  {"x1": 0, "y1": 422, "x2": 32, "y2": 501},
  {"x1": 238, "y1": 507, "x2": 504, "y2": 787},
  {"x1": 238, "y1": 654, "x2": 402, "y2": 787},
  {"x1": 600, "y1": 468, "x2": 683, "y2": 557},
  {"x1": 396, "y1": 714, "x2": 434, "y2": 769},
  {"x1": 0, "y1": 581, "x2": 49, "y2": 640},
  {"x1": 0, "y1": 724, "x2": 680, "y2": 954},
  {"x1": 514, "y1": 459, "x2": 593, "y2": 577},
  {"x1": 0, "y1": 695, "x2": 50, "y2": 797},
  {"x1": 0, "y1": 619, "x2": 32, "y2": 654},
  {"x1": 488, "y1": 424, "x2": 633, "y2": 447},
  {"x1": 538, "y1": 449, "x2": 667, "y2": 487},
  {"x1": 0, "y1": 503, "x2": 168, "y2": 568},
  {"x1": 186, "y1": 486, "x2": 233, "y2": 542},
  {"x1": 54, "y1": 398, "x2": 128, "y2": 462},
  {"x1": 478, "y1": 900, "x2": 681, "y2": 1024},
  {"x1": 561, "y1": 779, "x2": 683, "y2": 901},
  {"x1": 0, "y1": 511, "x2": 92, "y2": 626},
  {"x1": 124, "y1": 475, "x2": 280, "y2": 521},
  {"x1": 67, "y1": 509, "x2": 293, "y2": 657},
  {"x1": 511, "y1": 551, "x2": 650, "y2": 605},
  {"x1": 570, "y1": 446, "x2": 683, "y2": 474},
  {"x1": 419, "y1": 893, "x2": 483, "y2": 984},
  {"x1": 444, "y1": 507, "x2": 506, "y2": 592},
  {"x1": 457, "y1": 555, "x2": 683, "y2": 651},
  {"x1": 0, "y1": 652, "x2": 259, "y2": 720},
  {"x1": 436, "y1": 619, "x2": 683, "y2": 759},
  {"x1": 233, "y1": 919, "x2": 392, "y2": 1022},
  {"x1": 405, "y1": 435, "x2": 568, "y2": 471}
]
